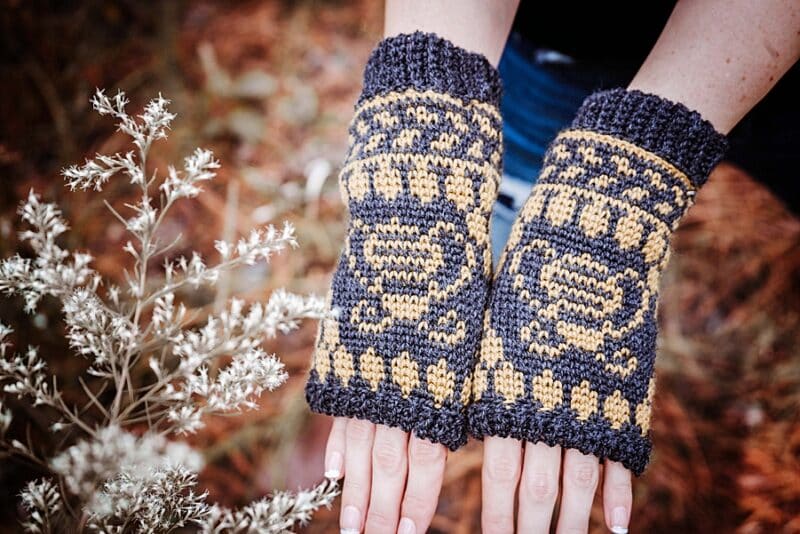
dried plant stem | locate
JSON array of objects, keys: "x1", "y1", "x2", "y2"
[{"x1": 0, "y1": 89, "x2": 336, "y2": 533}]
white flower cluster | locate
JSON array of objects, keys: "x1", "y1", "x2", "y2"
[
  {"x1": 162, "y1": 148, "x2": 220, "y2": 203},
  {"x1": 19, "y1": 478, "x2": 62, "y2": 534},
  {"x1": 0, "y1": 325, "x2": 58, "y2": 409},
  {"x1": 50, "y1": 424, "x2": 204, "y2": 498},
  {"x1": 63, "y1": 288, "x2": 139, "y2": 376},
  {"x1": 63, "y1": 150, "x2": 142, "y2": 191},
  {"x1": 0, "y1": 191, "x2": 96, "y2": 312},
  {"x1": 88, "y1": 465, "x2": 209, "y2": 534},
  {"x1": 200, "y1": 479, "x2": 339, "y2": 534},
  {"x1": 0, "y1": 89, "x2": 337, "y2": 532}
]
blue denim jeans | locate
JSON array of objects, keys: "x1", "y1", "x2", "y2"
[{"x1": 490, "y1": 33, "x2": 637, "y2": 262}]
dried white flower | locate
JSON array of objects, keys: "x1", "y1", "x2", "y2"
[
  {"x1": 0, "y1": 339, "x2": 58, "y2": 408},
  {"x1": 19, "y1": 478, "x2": 62, "y2": 534},
  {"x1": 190, "y1": 348, "x2": 287, "y2": 413},
  {"x1": 125, "y1": 198, "x2": 158, "y2": 235},
  {"x1": 167, "y1": 405, "x2": 205, "y2": 435},
  {"x1": 91, "y1": 89, "x2": 176, "y2": 157},
  {"x1": 3, "y1": 89, "x2": 338, "y2": 532},
  {"x1": 0, "y1": 191, "x2": 96, "y2": 312},
  {"x1": 0, "y1": 399, "x2": 12, "y2": 434},
  {"x1": 87, "y1": 465, "x2": 210, "y2": 533},
  {"x1": 63, "y1": 151, "x2": 142, "y2": 191},
  {"x1": 161, "y1": 148, "x2": 220, "y2": 203},
  {"x1": 50, "y1": 424, "x2": 204, "y2": 498},
  {"x1": 200, "y1": 478, "x2": 338, "y2": 534},
  {"x1": 0, "y1": 322, "x2": 13, "y2": 357},
  {"x1": 152, "y1": 292, "x2": 186, "y2": 337},
  {"x1": 62, "y1": 288, "x2": 139, "y2": 373}
]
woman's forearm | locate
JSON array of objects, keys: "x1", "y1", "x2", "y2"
[
  {"x1": 384, "y1": 0, "x2": 519, "y2": 66},
  {"x1": 629, "y1": 0, "x2": 800, "y2": 134}
]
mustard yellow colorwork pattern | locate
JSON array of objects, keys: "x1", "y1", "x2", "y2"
[
  {"x1": 468, "y1": 89, "x2": 727, "y2": 475},
  {"x1": 306, "y1": 32, "x2": 502, "y2": 450}
]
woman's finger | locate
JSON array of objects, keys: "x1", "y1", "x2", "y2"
[
  {"x1": 602, "y1": 459, "x2": 632, "y2": 534},
  {"x1": 399, "y1": 435, "x2": 447, "y2": 534},
  {"x1": 517, "y1": 441, "x2": 561, "y2": 533},
  {"x1": 364, "y1": 425, "x2": 409, "y2": 533},
  {"x1": 325, "y1": 417, "x2": 348, "y2": 479},
  {"x1": 481, "y1": 436, "x2": 523, "y2": 534},
  {"x1": 340, "y1": 418, "x2": 375, "y2": 534},
  {"x1": 555, "y1": 448, "x2": 600, "y2": 534}
]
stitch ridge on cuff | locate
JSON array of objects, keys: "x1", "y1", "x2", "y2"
[
  {"x1": 468, "y1": 398, "x2": 651, "y2": 475},
  {"x1": 306, "y1": 376, "x2": 467, "y2": 450},
  {"x1": 571, "y1": 88, "x2": 727, "y2": 187},
  {"x1": 360, "y1": 31, "x2": 503, "y2": 106}
]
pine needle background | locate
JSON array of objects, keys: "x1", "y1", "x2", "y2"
[{"x1": 1, "y1": 1, "x2": 798, "y2": 532}]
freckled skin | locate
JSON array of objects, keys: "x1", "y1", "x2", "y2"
[{"x1": 630, "y1": 0, "x2": 800, "y2": 134}]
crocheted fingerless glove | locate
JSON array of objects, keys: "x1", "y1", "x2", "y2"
[
  {"x1": 305, "y1": 32, "x2": 503, "y2": 450},
  {"x1": 468, "y1": 89, "x2": 727, "y2": 474}
]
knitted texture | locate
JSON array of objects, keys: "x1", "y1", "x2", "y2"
[
  {"x1": 305, "y1": 32, "x2": 503, "y2": 450},
  {"x1": 468, "y1": 89, "x2": 727, "y2": 474}
]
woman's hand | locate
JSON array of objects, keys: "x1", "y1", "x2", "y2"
[
  {"x1": 482, "y1": 437, "x2": 631, "y2": 533},
  {"x1": 325, "y1": 417, "x2": 447, "y2": 534}
]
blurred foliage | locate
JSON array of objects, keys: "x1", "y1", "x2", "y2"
[{"x1": 1, "y1": 1, "x2": 798, "y2": 532}]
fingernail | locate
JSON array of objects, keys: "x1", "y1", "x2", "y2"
[
  {"x1": 398, "y1": 517, "x2": 416, "y2": 534},
  {"x1": 340, "y1": 504, "x2": 360, "y2": 533},
  {"x1": 610, "y1": 506, "x2": 629, "y2": 533},
  {"x1": 325, "y1": 451, "x2": 343, "y2": 479}
]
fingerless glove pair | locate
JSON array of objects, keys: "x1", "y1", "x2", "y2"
[{"x1": 306, "y1": 32, "x2": 727, "y2": 474}]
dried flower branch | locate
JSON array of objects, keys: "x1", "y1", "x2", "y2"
[
  {"x1": 0, "y1": 89, "x2": 336, "y2": 532},
  {"x1": 200, "y1": 478, "x2": 340, "y2": 534},
  {"x1": 19, "y1": 478, "x2": 63, "y2": 534}
]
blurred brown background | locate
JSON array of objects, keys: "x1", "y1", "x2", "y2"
[{"x1": 1, "y1": 1, "x2": 798, "y2": 532}]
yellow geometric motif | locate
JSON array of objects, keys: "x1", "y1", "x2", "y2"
[
  {"x1": 507, "y1": 227, "x2": 667, "y2": 357},
  {"x1": 614, "y1": 214, "x2": 644, "y2": 250},
  {"x1": 595, "y1": 347, "x2": 638, "y2": 379},
  {"x1": 571, "y1": 380, "x2": 599, "y2": 421},
  {"x1": 603, "y1": 389, "x2": 630, "y2": 430},
  {"x1": 312, "y1": 316, "x2": 336, "y2": 381},
  {"x1": 472, "y1": 309, "x2": 530, "y2": 405},
  {"x1": 373, "y1": 160, "x2": 403, "y2": 201},
  {"x1": 635, "y1": 378, "x2": 656, "y2": 435},
  {"x1": 546, "y1": 190, "x2": 577, "y2": 227},
  {"x1": 391, "y1": 352, "x2": 419, "y2": 398},
  {"x1": 578, "y1": 201, "x2": 610, "y2": 238},
  {"x1": 418, "y1": 309, "x2": 466, "y2": 346},
  {"x1": 393, "y1": 128, "x2": 420, "y2": 149},
  {"x1": 445, "y1": 173, "x2": 474, "y2": 211},
  {"x1": 460, "y1": 372, "x2": 473, "y2": 405},
  {"x1": 532, "y1": 369, "x2": 564, "y2": 411},
  {"x1": 359, "y1": 348, "x2": 385, "y2": 392},
  {"x1": 409, "y1": 160, "x2": 440, "y2": 203},
  {"x1": 494, "y1": 361, "x2": 525, "y2": 405},
  {"x1": 349, "y1": 218, "x2": 478, "y2": 341},
  {"x1": 333, "y1": 345, "x2": 355, "y2": 387},
  {"x1": 427, "y1": 358, "x2": 456, "y2": 408}
]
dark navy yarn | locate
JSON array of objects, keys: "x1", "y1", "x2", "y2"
[
  {"x1": 572, "y1": 89, "x2": 729, "y2": 187},
  {"x1": 468, "y1": 88, "x2": 727, "y2": 475},
  {"x1": 306, "y1": 32, "x2": 503, "y2": 450},
  {"x1": 360, "y1": 32, "x2": 503, "y2": 106}
]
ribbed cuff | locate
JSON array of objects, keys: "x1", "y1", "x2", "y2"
[
  {"x1": 360, "y1": 31, "x2": 502, "y2": 106},
  {"x1": 468, "y1": 401, "x2": 651, "y2": 476},
  {"x1": 571, "y1": 88, "x2": 728, "y2": 188},
  {"x1": 306, "y1": 377, "x2": 468, "y2": 451}
]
